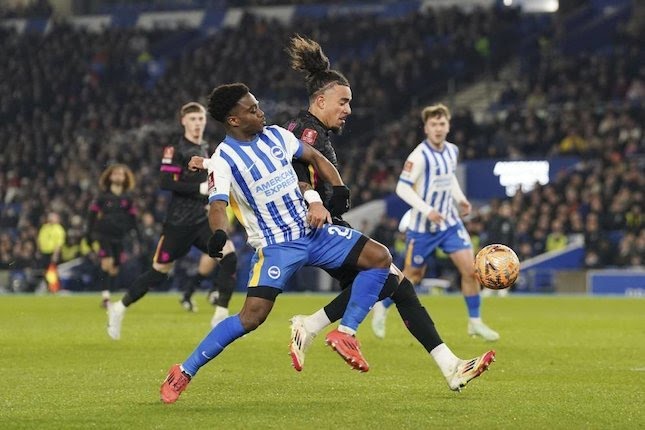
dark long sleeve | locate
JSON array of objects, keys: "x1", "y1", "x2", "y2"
[{"x1": 159, "y1": 171, "x2": 201, "y2": 196}]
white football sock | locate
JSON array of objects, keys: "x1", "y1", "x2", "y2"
[
  {"x1": 430, "y1": 343, "x2": 460, "y2": 378},
  {"x1": 113, "y1": 300, "x2": 126, "y2": 313},
  {"x1": 303, "y1": 309, "x2": 331, "y2": 335},
  {"x1": 214, "y1": 306, "x2": 228, "y2": 318},
  {"x1": 337, "y1": 325, "x2": 356, "y2": 336}
]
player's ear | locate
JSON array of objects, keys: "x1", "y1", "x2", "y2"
[
  {"x1": 315, "y1": 94, "x2": 326, "y2": 110},
  {"x1": 226, "y1": 115, "x2": 239, "y2": 127}
]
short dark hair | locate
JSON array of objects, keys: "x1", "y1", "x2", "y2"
[{"x1": 207, "y1": 83, "x2": 250, "y2": 122}]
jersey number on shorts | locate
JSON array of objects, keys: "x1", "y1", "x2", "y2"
[
  {"x1": 457, "y1": 226, "x2": 471, "y2": 246},
  {"x1": 327, "y1": 226, "x2": 353, "y2": 240}
]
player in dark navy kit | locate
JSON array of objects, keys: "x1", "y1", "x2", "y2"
[
  {"x1": 285, "y1": 35, "x2": 495, "y2": 391},
  {"x1": 106, "y1": 102, "x2": 237, "y2": 340},
  {"x1": 87, "y1": 164, "x2": 138, "y2": 308}
]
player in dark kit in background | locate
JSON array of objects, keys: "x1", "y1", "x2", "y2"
[
  {"x1": 87, "y1": 164, "x2": 138, "y2": 308},
  {"x1": 284, "y1": 35, "x2": 495, "y2": 391},
  {"x1": 106, "y1": 102, "x2": 237, "y2": 340}
]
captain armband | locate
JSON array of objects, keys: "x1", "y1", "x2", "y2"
[{"x1": 303, "y1": 189, "x2": 323, "y2": 204}]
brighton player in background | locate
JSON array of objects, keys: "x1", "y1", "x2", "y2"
[
  {"x1": 160, "y1": 83, "x2": 392, "y2": 404},
  {"x1": 106, "y1": 102, "x2": 237, "y2": 340},
  {"x1": 86, "y1": 164, "x2": 139, "y2": 308},
  {"x1": 373, "y1": 103, "x2": 500, "y2": 341},
  {"x1": 282, "y1": 35, "x2": 495, "y2": 388}
]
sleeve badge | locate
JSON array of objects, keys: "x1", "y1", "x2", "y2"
[
  {"x1": 301, "y1": 128, "x2": 318, "y2": 145},
  {"x1": 162, "y1": 146, "x2": 175, "y2": 164}
]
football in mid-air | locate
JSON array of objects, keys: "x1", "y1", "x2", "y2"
[{"x1": 474, "y1": 244, "x2": 520, "y2": 290}]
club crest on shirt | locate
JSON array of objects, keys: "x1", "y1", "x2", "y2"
[
  {"x1": 270, "y1": 146, "x2": 286, "y2": 161},
  {"x1": 208, "y1": 171, "x2": 216, "y2": 193},
  {"x1": 301, "y1": 128, "x2": 318, "y2": 145},
  {"x1": 162, "y1": 146, "x2": 175, "y2": 164},
  {"x1": 404, "y1": 161, "x2": 414, "y2": 172}
]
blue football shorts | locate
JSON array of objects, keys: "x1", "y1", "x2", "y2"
[
  {"x1": 405, "y1": 222, "x2": 472, "y2": 268},
  {"x1": 247, "y1": 224, "x2": 367, "y2": 289}
]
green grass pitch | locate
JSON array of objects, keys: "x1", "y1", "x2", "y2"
[{"x1": 1, "y1": 293, "x2": 643, "y2": 429}]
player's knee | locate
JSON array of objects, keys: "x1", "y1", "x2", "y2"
[
  {"x1": 239, "y1": 308, "x2": 269, "y2": 331},
  {"x1": 152, "y1": 261, "x2": 173, "y2": 274},
  {"x1": 370, "y1": 241, "x2": 392, "y2": 268},
  {"x1": 461, "y1": 267, "x2": 477, "y2": 281},
  {"x1": 404, "y1": 268, "x2": 423, "y2": 285},
  {"x1": 238, "y1": 291, "x2": 275, "y2": 331}
]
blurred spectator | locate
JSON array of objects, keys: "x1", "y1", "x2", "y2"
[
  {"x1": 483, "y1": 201, "x2": 515, "y2": 248},
  {"x1": 558, "y1": 127, "x2": 588, "y2": 155},
  {"x1": 371, "y1": 214, "x2": 398, "y2": 254},
  {"x1": 545, "y1": 219, "x2": 568, "y2": 252},
  {"x1": 625, "y1": 203, "x2": 642, "y2": 233},
  {"x1": 583, "y1": 213, "x2": 613, "y2": 268},
  {"x1": 36, "y1": 212, "x2": 65, "y2": 267}
]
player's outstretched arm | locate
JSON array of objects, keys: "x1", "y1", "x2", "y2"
[
  {"x1": 208, "y1": 200, "x2": 229, "y2": 233},
  {"x1": 297, "y1": 144, "x2": 351, "y2": 216},
  {"x1": 297, "y1": 144, "x2": 343, "y2": 187},
  {"x1": 206, "y1": 200, "x2": 230, "y2": 258}
]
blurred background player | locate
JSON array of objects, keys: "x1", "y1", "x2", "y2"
[
  {"x1": 86, "y1": 164, "x2": 138, "y2": 307},
  {"x1": 106, "y1": 102, "x2": 237, "y2": 340},
  {"x1": 282, "y1": 36, "x2": 496, "y2": 383},
  {"x1": 373, "y1": 103, "x2": 500, "y2": 341}
]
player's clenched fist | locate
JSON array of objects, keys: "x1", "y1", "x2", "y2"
[
  {"x1": 207, "y1": 229, "x2": 228, "y2": 258},
  {"x1": 189, "y1": 156, "x2": 207, "y2": 171},
  {"x1": 306, "y1": 202, "x2": 331, "y2": 228}
]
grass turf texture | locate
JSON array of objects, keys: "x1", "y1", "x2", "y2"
[{"x1": 1, "y1": 294, "x2": 643, "y2": 429}]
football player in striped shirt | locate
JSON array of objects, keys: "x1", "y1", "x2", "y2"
[
  {"x1": 160, "y1": 83, "x2": 392, "y2": 404},
  {"x1": 379, "y1": 103, "x2": 500, "y2": 341}
]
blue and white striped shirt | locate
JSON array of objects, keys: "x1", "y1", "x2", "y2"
[
  {"x1": 398, "y1": 140, "x2": 461, "y2": 233},
  {"x1": 207, "y1": 125, "x2": 310, "y2": 249}
]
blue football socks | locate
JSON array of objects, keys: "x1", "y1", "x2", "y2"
[
  {"x1": 380, "y1": 296, "x2": 394, "y2": 309},
  {"x1": 340, "y1": 267, "x2": 389, "y2": 331},
  {"x1": 464, "y1": 294, "x2": 481, "y2": 318},
  {"x1": 182, "y1": 314, "x2": 246, "y2": 376}
]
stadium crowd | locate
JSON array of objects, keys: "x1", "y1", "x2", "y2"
[{"x1": 0, "y1": 2, "x2": 642, "y2": 293}]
